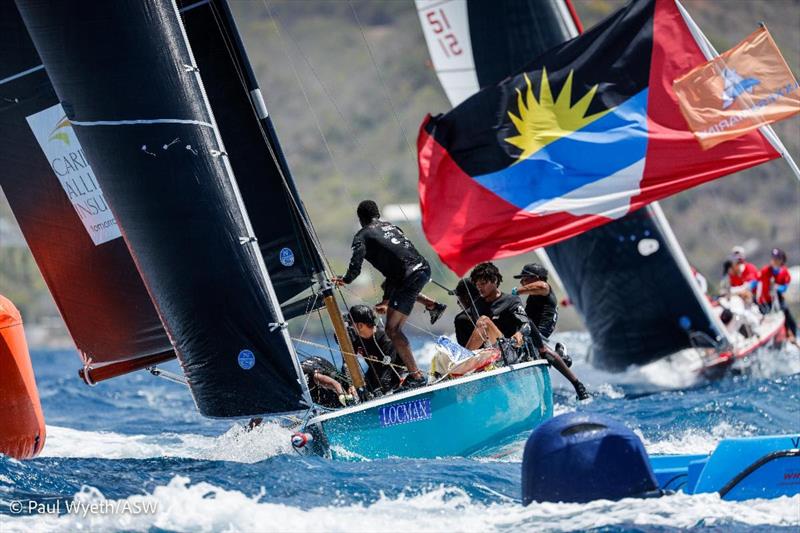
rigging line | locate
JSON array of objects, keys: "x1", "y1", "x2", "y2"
[
  {"x1": 261, "y1": 0, "x2": 357, "y2": 204},
  {"x1": 292, "y1": 337, "x2": 409, "y2": 372},
  {"x1": 346, "y1": 0, "x2": 456, "y2": 287},
  {"x1": 258, "y1": 0, "x2": 364, "y2": 279},
  {"x1": 265, "y1": 15, "x2": 386, "y2": 188},
  {"x1": 203, "y1": 3, "x2": 330, "y2": 275},
  {"x1": 337, "y1": 282, "x2": 438, "y2": 339},
  {"x1": 317, "y1": 308, "x2": 340, "y2": 369},
  {"x1": 263, "y1": 0, "x2": 454, "y2": 294},
  {"x1": 347, "y1": 0, "x2": 416, "y2": 162},
  {"x1": 296, "y1": 291, "x2": 320, "y2": 340}
]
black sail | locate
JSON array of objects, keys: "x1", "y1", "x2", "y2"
[
  {"x1": 418, "y1": 0, "x2": 725, "y2": 369},
  {"x1": 17, "y1": 0, "x2": 308, "y2": 416},
  {"x1": 178, "y1": 0, "x2": 325, "y2": 306},
  {"x1": 0, "y1": 2, "x2": 173, "y2": 371}
]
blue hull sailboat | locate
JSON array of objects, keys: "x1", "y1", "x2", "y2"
[{"x1": 307, "y1": 360, "x2": 552, "y2": 459}]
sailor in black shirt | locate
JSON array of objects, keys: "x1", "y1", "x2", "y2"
[
  {"x1": 463, "y1": 262, "x2": 530, "y2": 350},
  {"x1": 333, "y1": 200, "x2": 445, "y2": 389},
  {"x1": 300, "y1": 356, "x2": 355, "y2": 408},
  {"x1": 512, "y1": 263, "x2": 589, "y2": 401},
  {"x1": 346, "y1": 305, "x2": 401, "y2": 394}
]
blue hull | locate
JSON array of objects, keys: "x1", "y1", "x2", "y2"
[
  {"x1": 306, "y1": 361, "x2": 553, "y2": 459},
  {"x1": 651, "y1": 434, "x2": 800, "y2": 500}
]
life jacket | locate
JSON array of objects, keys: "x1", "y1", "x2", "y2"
[
  {"x1": 757, "y1": 264, "x2": 791, "y2": 305},
  {"x1": 729, "y1": 262, "x2": 758, "y2": 287}
]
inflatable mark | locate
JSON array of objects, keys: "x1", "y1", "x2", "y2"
[{"x1": 0, "y1": 294, "x2": 46, "y2": 459}]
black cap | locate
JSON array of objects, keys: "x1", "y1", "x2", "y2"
[
  {"x1": 513, "y1": 263, "x2": 548, "y2": 280},
  {"x1": 348, "y1": 304, "x2": 376, "y2": 326}
]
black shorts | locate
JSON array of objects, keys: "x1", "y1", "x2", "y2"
[{"x1": 382, "y1": 265, "x2": 431, "y2": 316}]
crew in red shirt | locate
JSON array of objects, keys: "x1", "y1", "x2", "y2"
[
  {"x1": 727, "y1": 246, "x2": 758, "y2": 300},
  {"x1": 758, "y1": 248, "x2": 796, "y2": 341}
]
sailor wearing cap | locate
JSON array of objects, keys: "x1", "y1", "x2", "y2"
[{"x1": 511, "y1": 263, "x2": 589, "y2": 401}]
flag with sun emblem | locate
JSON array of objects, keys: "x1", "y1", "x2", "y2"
[{"x1": 417, "y1": 0, "x2": 780, "y2": 275}]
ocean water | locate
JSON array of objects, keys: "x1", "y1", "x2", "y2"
[{"x1": 1, "y1": 332, "x2": 799, "y2": 532}]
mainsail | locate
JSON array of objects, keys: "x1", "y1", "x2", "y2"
[
  {"x1": 416, "y1": 0, "x2": 733, "y2": 369},
  {"x1": 0, "y1": 2, "x2": 174, "y2": 378},
  {"x1": 16, "y1": 0, "x2": 311, "y2": 416}
]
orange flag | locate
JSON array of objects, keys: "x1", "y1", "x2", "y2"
[{"x1": 673, "y1": 25, "x2": 799, "y2": 150}]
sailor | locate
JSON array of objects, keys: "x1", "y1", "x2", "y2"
[
  {"x1": 464, "y1": 262, "x2": 529, "y2": 350},
  {"x1": 346, "y1": 305, "x2": 401, "y2": 394},
  {"x1": 511, "y1": 263, "x2": 589, "y2": 401},
  {"x1": 728, "y1": 246, "x2": 759, "y2": 302},
  {"x1": 301, "y1": 356, "x2": 356, "y2": 409},
  {"x1": 453, "y1": 278, "x2": 482, "y2": 347},
  {"x1": 333, "y1": 200, "x2": 445, "y2": 389},
  {"x1": 757, "y1": 248, "x2": 796, "y2": 342}
]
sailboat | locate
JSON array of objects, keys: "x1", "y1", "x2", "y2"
[
  {"x1": 415, "y1": 0, "x2": 789, "y2": 378},
  {"x1": 3, "y1": 0, "x2": 552, "y2": 459}
]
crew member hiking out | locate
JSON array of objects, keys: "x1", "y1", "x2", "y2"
[
  {"x1": 512, "y1": 263, "x2": 589, "y2": 401},
  {"x1": 333, "y1": 200, "x2": 446, "y2": 389},
  {"x1": 346, "y1": 305, "x2": 402, "y2": 395}
]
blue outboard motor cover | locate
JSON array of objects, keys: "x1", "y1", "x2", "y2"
[{"x1": 522, "y1": 412, "x2": 659, "y2": 504}]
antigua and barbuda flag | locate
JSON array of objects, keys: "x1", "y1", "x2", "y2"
[{"x1": 417, "y1": 0, "x2": 780, "y2": 275}]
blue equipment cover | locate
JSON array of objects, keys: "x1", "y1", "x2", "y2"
[{"x1": 522, "y1": 412, "x2": 659, "y2": 504}]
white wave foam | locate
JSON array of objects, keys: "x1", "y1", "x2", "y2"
[
  {"x1": 4, "y1": 476, "x2": 798, "y2": 532},
  {"x1": 38, "y1": 422, "x2": 293, "y2": 462},
  {"x1": 641, "y1": 421, "x2": 754, "y2": 455}
]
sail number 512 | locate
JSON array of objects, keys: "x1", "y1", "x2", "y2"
[{"x1": 425, "y1": 9, "x2": 462, "y2": 58}]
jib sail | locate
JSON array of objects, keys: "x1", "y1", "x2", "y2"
[
  {"x1": 0, "y1": 2, "x2": 174, "y2": 377},
  {"x1": 17, "y1": 0, "x2": 310, "y2": 416},
  {"x1": 178, "y1": 0, "x2": 325, "y2": 308},
  {"x1": 416, "y1": 0, "x2": 728, "y2": 369}
]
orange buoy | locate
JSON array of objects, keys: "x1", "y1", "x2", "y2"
[{"x1": 0, "y1": 294, "x2": 46, "y2": 459}]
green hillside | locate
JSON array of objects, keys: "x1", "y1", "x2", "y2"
[{"x1": 0, "y1": 0, "x2": 798, "y2": 342}]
